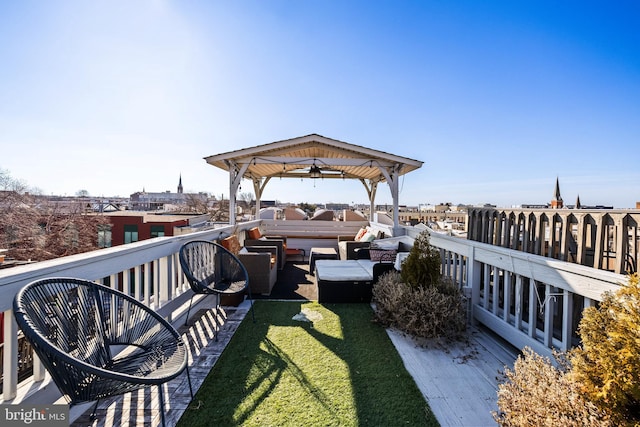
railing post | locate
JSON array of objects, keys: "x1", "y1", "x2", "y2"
[
  {"x1": 514, "y1": 274, "x2": 523, "y2": 331},
  {"x1": 122, "y1": 268, "x2": 131, "y2": 296},
  {"x1": 134, "y1": 265, "x2": 142, "y2": 301},
  {"x1": 33, "y1": 353, "x2": 45, "y2": 382},
  {"x1": 528, "y1": 280, "x2": 537, "y2": 338},
  {"x1": 544, "y1": 284, "x2": 554, "y2": 347},
  {"x1": 482, "y1": 264, "x2": 491, "y2": 310},
  {"x1": 158, "y1": 256, "x2": 171, "y2": 308},
  {"x1": 503, "y1": 271, "x2": 512, "y2": 323},
  {"x1": 144, "y1": 261, "x2": 152, "y2": 308},
  {"x1": 561, "y1": 289, "x2": 573, "y2": 351},
  {"x1": 3, "y1": 309, "x2": 17, "y2": 400},
  {"x1": 492, "y1": 266, "x2": 500, "y2": 315},
  {"x1": 614, "y1": 215, "x2": 626, "y2": 274},
  {"x1": 466, "y1": 246, "x2": 481, "y2": 325}
]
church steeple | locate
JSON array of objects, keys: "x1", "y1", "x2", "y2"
[
  {"x1": 177, "y1": 174, "x2": 183, "y2": 194},
  {"x1": 551, "y1": 177, "x2": 563, "y2": 209},
  {"x1": 575, "y1": 194, "x2": 581, "y2": 209}
]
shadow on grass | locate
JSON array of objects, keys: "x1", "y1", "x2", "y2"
[{"x1": 178, "y1": 301, "x2": 437, "y2": 427}]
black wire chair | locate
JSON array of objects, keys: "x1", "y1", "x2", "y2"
[
  {"x1": 13, "y1": 277, "x2": 192, "y2": 427},
  {"x1": 179, "y1": 240, "x2": 255, "y2": 333}
]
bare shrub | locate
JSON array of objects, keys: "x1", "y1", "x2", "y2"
[
  {"x1": 494, "y1": 347, "x2": 611, "y2": 427},
  {"x1": 373, "y1": 229, "x2": 466, "y2": 340},
  {"x1": 373, "y1": 271, "x2": 466, "y2": 340}
]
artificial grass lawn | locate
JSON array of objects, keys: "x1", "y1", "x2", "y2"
[{"x1": 177, "y1": 301, "x2": 438, "y2": 427}]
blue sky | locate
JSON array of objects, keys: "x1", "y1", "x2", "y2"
[{"x1": 1, "y1": 1, "x2": 639, "y2": 208}]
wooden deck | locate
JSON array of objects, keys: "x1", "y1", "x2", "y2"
[
  {"x1": 388, "y1": 326, "x2": 518, "y2": 426},
  {"x1": 69, "y1": 261, "x2": 519, "y2": 427}
]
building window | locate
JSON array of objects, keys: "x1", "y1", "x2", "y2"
[
  {"x1": 98, "y1": 225, "x2": 112, "y2": 248},
  {"x1": 150, "y1": 225, "x2": 165, "y2": 238},
  {"x1": 124, "y1": 225, "x2": 138, "y2": 244}
]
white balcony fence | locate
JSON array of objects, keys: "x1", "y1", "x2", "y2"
[
  {"x1": 0, "y1": 219, "x2": 626, "y2": 409},
  {"x1": 411, "y1": 227, "x2": 626, "y2": 359},
  {"x1": 0, "y1": 220, "x2": 261, "y2": 405}
]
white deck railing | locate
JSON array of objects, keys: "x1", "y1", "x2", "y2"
[
  {"x1": 0, "y1": 220, "x2": 261, "y2": 404},
  {"x1": 0, "y1": 220, "x2": 627, "y2": 407},
  {"x1": 412, "y1": 227, "x2": 626, "y2": 359}
]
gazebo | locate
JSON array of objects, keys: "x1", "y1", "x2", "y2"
[{"x1": 204, "y1": 134, "x2": 423, "y2": 231}]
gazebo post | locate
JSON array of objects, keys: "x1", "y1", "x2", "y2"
[
  {"x1": 252, "y1": 178, "x2": 261, "y2": 220},
  {"x1": 389, "y1": 167, "x2": 401, "y2": 232},
  {"x1": 226, "y1": 161, "x2": 249, "y2": 226},
  {"x1": 368, "y1": 185, "x2": 377, "y2": 222},
  {"x1": 252, "y1": 177, "x2": 271, "y2": 220},
  {"x1": 360, "y1": 179, "x2": 378, "y2": 222},
  {"x1": 377, "y1": 164, "x2": 402, "y2": 231}
]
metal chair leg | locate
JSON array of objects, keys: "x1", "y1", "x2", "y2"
[
  {"x1": 89, "y1": 399, "x2": 100, "y2": 420},
  {"x1": 246, "y1": 289, "x2": 256, "y2": 323},
  {"x1": 158, "y1": 384, "x2": 167, "y2": 427}
]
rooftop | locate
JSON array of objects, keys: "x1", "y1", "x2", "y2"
[{"x1": 0, "y1": 216, "x2": 625, "y2": 426}]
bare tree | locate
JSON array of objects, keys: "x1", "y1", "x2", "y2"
[
  {"x1": 0, "y1": 170, "x2": 110, "y2": 261},
  {"x1": 238, "y1": 192, "x2": 254, "y2": 206},
  {"x1": 183, "y1": 193, "x2": 209, "y2": 213}
]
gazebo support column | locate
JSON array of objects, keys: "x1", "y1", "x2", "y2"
[
  {"x1": 252, "y1": 177, "x2": 270, "y2": 220},
  {"x1": 378, "y1": 164, "x2": 402, "y2": 232},
  {"x1": 360, "y1": 179, "x2": 378, "y2": 222},
  {"x1": 226, "y1": 161, "x2": 249, "y2": 226}
]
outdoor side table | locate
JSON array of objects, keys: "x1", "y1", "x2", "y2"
[{"x1": 309, "y1": 247, "x2": 338, "y2": 275}]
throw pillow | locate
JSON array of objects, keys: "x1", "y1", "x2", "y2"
[
  {"x1": 248, "y1": 227, "x2": 262, "y2": 240},
  {"x1": 354, "y1": 227, "x2": 368, "y2": 242},
  {"x1": 370, "y1": 249, "x2": 397, "y2": 262},
  {"x1": 360, "y1": 231, "x2": 376, "y2": 242},
  {"x1": 369, "y1": 242, "x2": 397, "y2": 262},
  {"x1": 221, "y1": 236, "x2": 241, "y2": 255}
]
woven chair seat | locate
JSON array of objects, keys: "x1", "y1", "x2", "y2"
[{"x1": 201, "y1": 278, "x2": 248, "y2": 294}]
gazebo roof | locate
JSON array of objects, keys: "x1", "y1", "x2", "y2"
[{"x1": 204, "y1": 134, "x2": 423, "y2": 183}]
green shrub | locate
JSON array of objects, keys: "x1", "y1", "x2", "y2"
[
  {"x1": 570, "y1": 273, "x2": 640, "y2": 425},
  {"x1": 400, "y1": 230, "x2": 441, "y2": 289}
]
